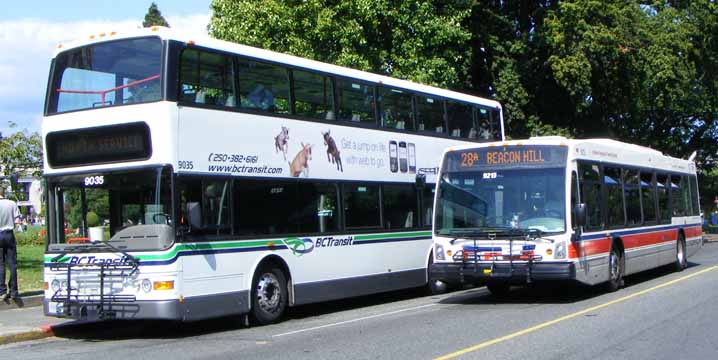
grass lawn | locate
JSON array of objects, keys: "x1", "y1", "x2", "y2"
[{"x1": 15, "y1": 244, "x2": 45, "y2": 294}]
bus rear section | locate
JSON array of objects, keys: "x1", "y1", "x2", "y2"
[{"x1": 430, "y1": 144, "x2": 575, "y2": 294}]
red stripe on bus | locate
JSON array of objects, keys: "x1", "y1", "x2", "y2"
[
  {"x1": 569, "y1": 237, "x2": 611, "y2": 258},
  {"x1": 568, "y1": 225, "x2": 701, "y2": 259},
  {"x1": 621, "y1": 229, "x2": 675, "y2": 249}
]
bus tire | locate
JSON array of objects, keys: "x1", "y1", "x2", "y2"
[
  {"x1": 674, "y1": 233, "x2": 687, "y2": 272},
  {"x1": 487, "y1": 283, "x2": 511, "y2": 297},
  {"x1": 250, "y1": 265, "x2": 288, "y2": 325},
  {"x1": 605, "y1": 245, "x2": 623, "y2": 292},
  {"x1": 426, "y1": 252, "x2": 449, "y2": 295}
]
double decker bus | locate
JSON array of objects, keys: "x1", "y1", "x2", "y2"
[
  {"x1": 41, "y1": 27, "x2": 504, "y2": 323},
  {"x1": 430, "y1": 137, "x2": 702, "y2": 295}
]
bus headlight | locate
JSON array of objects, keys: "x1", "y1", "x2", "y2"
[
  {"x1": 141, "y1": 279, "x2": 152, "y2": 293},
  {"x1": 435, "y1": 244, "x2": 445, "y2": 260},
  {"x1": 51, "y1": 279, "x2": 61, "y2": 292},
  {"x1": 555, "y1": 241, "x2": 566, "y2": 259}
]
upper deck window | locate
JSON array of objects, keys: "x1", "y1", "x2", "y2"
[{"x1": 47, "y1": 37, "x2": 162, "y2": 115}]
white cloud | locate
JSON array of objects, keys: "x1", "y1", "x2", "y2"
[{"x1": 0, "y1": 13, "x2": 211, "y2": 134}]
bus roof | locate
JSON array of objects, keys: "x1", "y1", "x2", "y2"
[
  {"x1": 52, "y1": 27, "x2": 502, "y2": 110},
  {"x1": 444, "y1": 136, "x2": 696, "y2": 174}
]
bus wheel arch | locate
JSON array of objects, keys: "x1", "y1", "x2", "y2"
[
  {"x1": 250, "y1": 255, "x2": 291, "y2": 325},
  {"x1": 605, "y1": 237, "x2": 624, "y2": 292},
  {"x1": 426, "y1": 250, "x2": 449, "y2": 295},
  {"x1": 674, "y1": 230, "x2": 687, "y2": 272}
]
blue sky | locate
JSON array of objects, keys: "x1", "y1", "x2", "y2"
[{"x1": 0, "y1": 1, "x2": 212, "y2": 136}]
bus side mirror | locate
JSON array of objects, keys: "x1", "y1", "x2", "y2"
[{"x1": 573, "y1": 203, "x2": 587, "y2": 228}]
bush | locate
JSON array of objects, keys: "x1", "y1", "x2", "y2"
[
  {"x1": 15, "y1": 225, "x2": 46, "y2": 246},
  {"x1": 86, "y1": 211, "x2": 100, "y2": 227},
  {"x1": 705, "y1": 225, "x2": 718, "y2": 234}
]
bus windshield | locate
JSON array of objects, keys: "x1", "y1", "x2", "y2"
[
  {"x1": 47, "y1": 37, "x2": 162, "y2": 114},
  {"x1": 46, "y1": 167, "x2": 173, "y2": 251},
  {"x1": 435, "y1": 168, "x2": 566, "y2": 235}
]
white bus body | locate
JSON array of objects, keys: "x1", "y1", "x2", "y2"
[
  {"x1": 41, "y1": 28, "x2": 504, "y2": 322},
  {"x1": 430, "y1": 137, "x2": 702, "y2": 294}
]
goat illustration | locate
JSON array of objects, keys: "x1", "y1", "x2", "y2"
[
  {"x1": 274, "y1": 126, "x2": 289, "y2": 160},
  {"x1": 289, "y1": 142, "x2": 313, "y2": 177},
  {"x1": 322, "y1": 130, "x2": 343, "y2": 172}
]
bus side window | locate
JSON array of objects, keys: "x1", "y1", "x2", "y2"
[
  {"x1": 604, "y1": 166, "x2": 625, "y2": 228},
  {"x1": 415, "y1": 96, "x2": 445, "y2": 134},
  {"x1": 336, "y1": 79, "x2": 376, "y2": 124},
  {"x1": 382, "y1": 184, "x2": 418, "y2": 229},
  {"x1": 343, "y1": 183, "x2": 381, "y2": 229},
  {"x1": 446, "y1": 100, "x2": 473, "y2": 139},
  {"x1": 421, "y1": 185, "x2": 435, "y2": 227},
  {"x1": 295, "y1": 182, "x2": 339, "y2": 234},
  {"x1": 672, "y1": 175, "x2": 691, "y2": 216},
  {"x1": 489, "y1": 109, "x2": 501, "y2": 140},
  {"x1": 571, "y1": 171, "x2": 579, "y2": 230},
  {"x1": 179, "y1": 49, "x2": 236, "y2": 107},
  {"x1": 377, "y1": 87, "x2": 414, "y2": 130},
  {"x1": 640, "y1": 172, "x2": 657, "y2": 224},
  {"x1": 656, "y1": 173, "x2": 670, "y2": 223},
  {"x1": 578, "y1": 162, "x2": 603, "y2": 230},
  {"x1": 178, "y1": 178, "x2": 231, "y2": 237},
  {"x1": 292, "y1": 70, "x2": 335, "y2": 120},
  {"x1": 476, "y1": 107, "x2": 492, "y2": 140},
  {"x1": 237, "y1": 58, "x2": 290, "y2": 114},
  {"x1": 689, "y1": 175, "x2": 700, "y2": 216},
  {"x1": 623, "y1": 169, "x2": 641, "y2": 226}
]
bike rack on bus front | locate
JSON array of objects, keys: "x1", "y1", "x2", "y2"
[{"x1": 49, "y1": 261, "x2": 139, "y2": 320}]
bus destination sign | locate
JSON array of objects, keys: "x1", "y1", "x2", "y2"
[
  {"x1": 444, "y1": 145, "x2": 567, "y2": 172},
  {"x1": 46, "y1": 122, "x2": 152, "y2": 168}
]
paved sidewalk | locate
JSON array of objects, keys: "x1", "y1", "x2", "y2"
[{"x1": 0, "y1": 299, "x2": 72, "y2": 345}]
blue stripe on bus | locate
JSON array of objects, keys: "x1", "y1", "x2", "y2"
[
  {"x1": 354, "y1": 236, "x2": 431, "y2": 245},
  {"x1": 463, "y1": 246, "x2": 502, "y2": 252}
]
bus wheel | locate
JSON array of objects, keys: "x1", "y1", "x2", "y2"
[
  {"x1": 250, "y1": 265, "x2": 288, "y2": 325},
  {"x1": 487, "y1": 283, "x2": 511, "y2": 297},
  {"x1": 428, "y1": 278, "x2": 449, "y2": 295},
  {"x1": 426, "y1": 253, "x2": 449, "y2": 295},
  {"x1": 605, "y1": 246, "x2": 623, "y2": 292},
  {"x1": 674, "y1": 233, "x2": 687, "y2": 272}
]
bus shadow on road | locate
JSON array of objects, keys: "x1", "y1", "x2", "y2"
[
  {"x1": 50, "y1": 287, "x2": 432, "y2": 341},
  {"x1": 439, "y1": 261, "x2": 703, "y2": 306}
]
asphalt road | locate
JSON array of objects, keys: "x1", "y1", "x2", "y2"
[{"x1": 4, "y1": 241, "x2": 718, "y2": 360}]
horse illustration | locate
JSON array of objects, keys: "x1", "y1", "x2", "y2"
[
  {"x1": 289, "y1": 142, "x2": 313, "y2": 177},
  {"x1": 274, "y1": 126, "x2": 289, "y2": 160},
  {"x1": 322, "y1": 130, "x2": 343, "y2": 172}
]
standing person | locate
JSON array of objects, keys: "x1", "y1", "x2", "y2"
[{"x1": 0, "y1": 186, "x2": 21, "y2": 305}]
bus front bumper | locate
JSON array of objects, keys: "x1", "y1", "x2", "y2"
[
  {"x1": 430, "y1": 261, "x2": 575, "y2": 285},
  {"x1": 44, "y1": 298, "x2": 183, "y2": 321}
]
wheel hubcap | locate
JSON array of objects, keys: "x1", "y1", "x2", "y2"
[
  {"x1": 256, "y1": 273, "x2": 281, "y2": 313},
  {"x1": 677, "y1": 241, "x2": 685, "y2": 265},
  {"x1": 610, "y1": 252, "x2": 620, "y2": 281}
]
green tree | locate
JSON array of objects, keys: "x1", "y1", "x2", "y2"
[
  {"x1": 0, "y1": 123, "x2": 42, "y2": 200},
  {"x1": 210, "y1": 0, "x2": 472, "y2": 88},
  {"x1": 208, "y1": 0, "x2": 717, "y2": 189},
  {"x1": 143, "y1": 2, "x2": 170, "y2": 28}
]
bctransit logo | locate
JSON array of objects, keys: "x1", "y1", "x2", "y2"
[{"x1": 283, "y1": 237, "x2": 315, "y2": 256}]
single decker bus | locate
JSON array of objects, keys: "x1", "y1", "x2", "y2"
[{"x1": 430, "y1": 137, "x2": 703, "y2": 295}]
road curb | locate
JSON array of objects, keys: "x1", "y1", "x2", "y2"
[{"x1": 0, "y1": 324, "x2": 55, "y2": 346}]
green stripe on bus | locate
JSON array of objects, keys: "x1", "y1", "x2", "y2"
[{"x1": 43, "y1": 232, "x2": 432, "y2": 263}]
